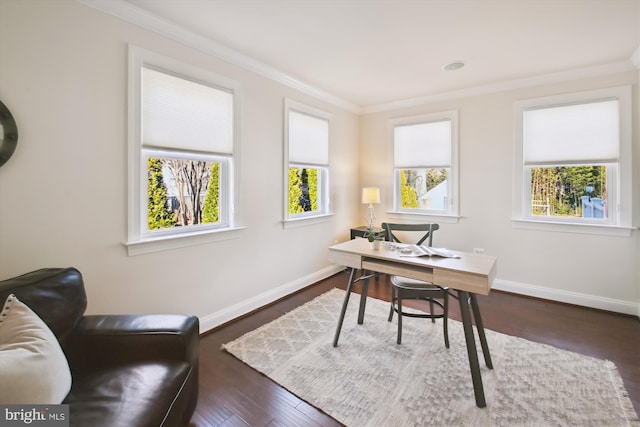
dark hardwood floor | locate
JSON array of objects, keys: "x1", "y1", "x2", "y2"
[{"x1": 190, "y1": 270, "x2": 640, "y2": 427}]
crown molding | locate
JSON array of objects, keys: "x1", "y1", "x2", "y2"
[
  {"x1": 631, "y1": 46, "x2": 640, "y2": 69},
  {"x1": 362, "y1": 60, "x2": 636, "y2": 114},
  {"x1": 77, "y1": 0, "x2": 361, "y2": 114},
  {"x1": 78, "y1": 0, "x2": 638, "y2": 117}
]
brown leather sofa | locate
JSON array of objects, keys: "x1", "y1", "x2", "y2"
[{"x1": 0, "y1": 267, "x2": 199, "y2": 427}]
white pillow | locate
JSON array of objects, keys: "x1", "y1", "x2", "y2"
[{"x1": 0, "y1": 294, "x2": 72, "y2": 404}]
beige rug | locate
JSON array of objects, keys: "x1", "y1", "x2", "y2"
[{"x1": 222, "y1": 289, "x2": 639, "y2": 427}]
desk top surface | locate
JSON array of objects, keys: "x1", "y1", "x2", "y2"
[{"x1": 329, "y1": 238, "x2": 497, "y2": 283}]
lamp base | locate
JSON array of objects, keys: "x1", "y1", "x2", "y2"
[{"x1": 366, "y1": 203, "x2": 376, "y2": 230}]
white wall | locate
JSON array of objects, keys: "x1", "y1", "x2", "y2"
[
  {"x1": 0, "y1": 0, "x2": 360, "y2": 331},
  {"x1": 361, "y1": 72, "x2": 640, "y2": 315},
  {"x1": 1, "y1": 1, "x2": 637, "y2": 325}
]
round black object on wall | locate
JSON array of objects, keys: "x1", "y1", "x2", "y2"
[{"x1": 0, "y1": 100, "x2": 18, "y2": 167}]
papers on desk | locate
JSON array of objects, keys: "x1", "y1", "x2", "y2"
[{"x1": 396, "y1": 244, "x2": 460, "y2": 258}]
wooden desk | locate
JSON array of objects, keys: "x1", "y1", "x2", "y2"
[{"x1": 328, "y1": 238, "x2": 497, "y2": 408}]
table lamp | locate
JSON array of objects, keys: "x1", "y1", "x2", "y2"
[{"x1": 361, "y1": 187, "x2": 380, "y2": 231}]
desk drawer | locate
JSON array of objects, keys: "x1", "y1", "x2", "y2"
[
  {"x1": 434, "y1": 269, "x2": 490, "y2": 295},
  {"x1": 362, "y1": 259, "x2": 434, "y2": 282},
  {"x1": 328, "y1": 251, "x2": 362, "y2": 269}
]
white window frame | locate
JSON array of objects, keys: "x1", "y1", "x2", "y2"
[
  {"x1": 126, "y1": 45, "x2": 244, "y2": 256},
  {"x1": 389, "y1": 110, "x2": 459, "y2": 222},
  {"x1": 512, "y1": 86, "x2": 633, "y2": 237},
  {"x1": 283, "y1": 99, "x2": 333, "y2": 228}
]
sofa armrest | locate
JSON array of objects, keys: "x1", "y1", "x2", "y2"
[{"x1": 65, "y1": 314, "x2": 199, "y2": 371}]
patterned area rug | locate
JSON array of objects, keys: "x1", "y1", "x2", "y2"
[{"x1": 222, "y1": 289, "x2": 639, "y2": 427}]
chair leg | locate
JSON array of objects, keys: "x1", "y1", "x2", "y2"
[
  {"x1": 390, "y1": 286, "x2": 448, "y2": 348},
  {"x1": 443, "y1": 291, "x2": 449, "y2": 349},
  {"x1": 397, "y1": 292, "x2": 403, "y2": 345},
  {"x1": 388, "y1": 286, "x2": 396, "y2": 322}
]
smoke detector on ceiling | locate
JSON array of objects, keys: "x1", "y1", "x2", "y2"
[{"x1": 443, "y1": 61, "x2": 465, "y2": 71}]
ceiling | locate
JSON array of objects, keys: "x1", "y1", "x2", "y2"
[{"x1": 122, "y1": 0, "x2": 639, "y2": 109}]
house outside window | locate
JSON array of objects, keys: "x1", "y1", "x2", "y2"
[
  {"x1": 513, "y1": 86, "x2": 632, "y2": 234},
  {"x1": 284, "y1": 99, "x2": 331, "y2": 224},
  {"x1": 127, "y1": 46, "x2": 241, "y2": 255},
  {"x1": 391, "y1": 110, "x2": 459, "y2": 218}
]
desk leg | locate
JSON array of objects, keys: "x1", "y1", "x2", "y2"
[
  {"x1": 357, "y1": 270, "x2": 370, "y2": 325},
  {"x1": 458, "y1": 291, "x2": 486, "y2": 408},
  {"x1": 333, "y1": 268, "x2": 357, "y2": 347},
  {"x1": 470, "y1": 293, "x2": 493, "y2": 369}
]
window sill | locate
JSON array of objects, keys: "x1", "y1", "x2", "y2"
[
  {"x1": 125, "y1": 226, "x2": 247, "y2": 256},
  {"x1": 512, "y1": 219, "x2": 634, "y2": 237},
  {"x1": 387, "y1": 211, "x2": 460, "y2": 224},
  {"x1": 283, "y1": 213, "x2": 334, "y2": 229}
]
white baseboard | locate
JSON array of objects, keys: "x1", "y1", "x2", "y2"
[
  {"x1": 200, "y1": 270, "x2": 639, "y2": 333},
  {"x1": 493, "y1": 278, "x2": 640, "y2": 317},
  {"x1": 199, "y1": 265, "x2": 344, "y2": 333}
]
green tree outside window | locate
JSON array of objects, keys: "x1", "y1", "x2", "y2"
[
  {"x1": 202, "y1": 162, "x2": 220, "y2": 223},
  {"x1": 400, "y1": 170, "x2": 419, "y2": 208},
  {"x1": 530, "y1": 166, "x2": 606, "y2": 217},
  {"x1": 147, "y1": 158, "x2": 176, "y2": 230},
  {"x1": 288, "y1": 167, "x2": 319, "y2": 214}
]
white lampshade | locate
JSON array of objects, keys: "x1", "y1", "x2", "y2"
[{"x1": 362, "y1": 187, "x2": 380, "y2": 204}]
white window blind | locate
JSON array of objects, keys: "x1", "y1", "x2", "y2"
[
  {"x1": 288, "y1": 110, "x2": 329, "y2": 165},
  {"x1": 394, "y1": 120, "x2": 451, "y2": 168},
  {"x1": 523, "y1": 99, "x2": 619, "y2": 165},
  {"x1": 142, "y1": 67, "x2": 234, "y2": 154}
]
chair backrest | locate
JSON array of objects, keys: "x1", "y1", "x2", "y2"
[{"x1": 381, "y1": 223, "x2": 439, "y2": 246}]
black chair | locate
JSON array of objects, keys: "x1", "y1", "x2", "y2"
[{"x1": 381, "y1": 222, "x2": 449, "y2": 347}]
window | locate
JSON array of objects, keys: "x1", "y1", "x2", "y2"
[
  {"x1": 127, "y1": 46, "x2": 241, "y2": 255},
  {"x1": 391, "y1": 110, "x2": 459, "y2": 218},
  {"x1": 284, "y1": 99, "x2": 331, "y2": 224},
  {"x1": 514, "y1": 86, "x2": 632, "y2": 234}
]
